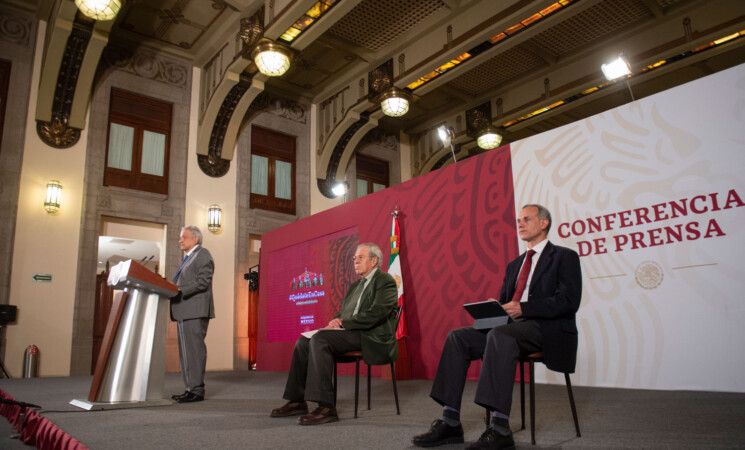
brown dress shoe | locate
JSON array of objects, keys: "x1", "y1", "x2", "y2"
[
  {"x1": 270, "y1": 401, "x2": 309, "y2": 417},
  {"x1": 298, "y1": 405, "x2": 339, "y2": 425}
]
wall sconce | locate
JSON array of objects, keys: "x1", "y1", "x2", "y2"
[
  {"x1": 208, "y1": 204, "x2": 222, "y2": 233},
  {"x1": 44, "y1": 180, "x2": 62, "y2": 214},
  {"x1": 252, "y1": 39, "x2": 293, "y2": 76},
  {"x1": 477, "y1": 126, "x2": 503, "y2": 150},
  {"x1": 74, "y1": 0, "x2": 122, "y2": 21},
  {"x1": 380, "y1": 87, "x2": 411, "y2": 117}
]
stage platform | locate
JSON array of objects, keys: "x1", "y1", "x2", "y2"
[{"x1": 2, "y1": 370, "x2": 745, "y2": 449}]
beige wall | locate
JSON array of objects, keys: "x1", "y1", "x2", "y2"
[
  {"x1": 6, "y1": 23, "x2": 86, "y2": 377},
  {"x1": 184, "y1": 67, "x2": 235, "y2": 371}
]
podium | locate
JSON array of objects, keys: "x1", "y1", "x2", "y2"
[{"x1": 71, "y1": 260, "x2": 177, "y2": 410}]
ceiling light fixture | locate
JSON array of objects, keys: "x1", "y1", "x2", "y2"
[
  {"x1": 252, "y1": 40, "x2": 293, "y2": 77},
  {"x1": 477, "y1": 126, "x2": 503, "y2": 150},
  {"x1": 74, "y1": 0, "x2": 122, "y2": 21},
  {"x1": 379, "y1": 87, "x2": 411, "y2": 117}
]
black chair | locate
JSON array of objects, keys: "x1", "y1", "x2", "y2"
[
  {"x1": 332, "y1": 307, "x2": 402, "y2": 418},
  {"x1": 486, "y1": 352, "x2": 580, "y2": 445}
]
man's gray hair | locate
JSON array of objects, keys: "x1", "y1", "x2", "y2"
[
  {"x1": 358, "y1": 243, "x2": 383, "y2": 268},
  {"x1": 182, "y1": 226, "x2": 203, "y2": 245},
  {"x1": 522, "y1": 204, "x2": 552, "y2": 233}
]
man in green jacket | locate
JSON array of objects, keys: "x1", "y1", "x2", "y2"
[{"x1": 270, "y1": 243, "x2": 399, "y2": 425}]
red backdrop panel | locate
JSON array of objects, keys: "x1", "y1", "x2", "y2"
[{"x1": 258, "y1": 145, "x2": 519, "y2": 380}]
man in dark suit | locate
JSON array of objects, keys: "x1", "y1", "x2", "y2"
[
  {"x1": 270, "y1": 243, "x2": 399, "y2": 425},
  {"x1": 170, "y1": 225, "x2": 215, "y2": 403},
  {"x1": 413, "y1": 204, "x2": 582, "y2": 449}
]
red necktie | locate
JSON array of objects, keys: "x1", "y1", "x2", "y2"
[{"x1": 511, "y1": 249, "x2": 536, "y2": 303}]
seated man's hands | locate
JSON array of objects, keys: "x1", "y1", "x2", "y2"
[
  {"x1": 487, "y1": 297, "x2": 523, "y2": 320},
  {"x1": 325, "y1": 318, "x2": 343, "y2": 329},
  {"x1": 501, "y1": 301, "x2": 522, "y2": 319}
]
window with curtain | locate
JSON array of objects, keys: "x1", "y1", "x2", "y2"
[
  {"x1": 355, "y1": 154, "x2": 389, "y2": 198},
  {"x1": 104, "y1": 89, "x2": 172, "y2": 195},
  {"x1": 250, "y1": 126, "x2": 296, "y2": 215}
]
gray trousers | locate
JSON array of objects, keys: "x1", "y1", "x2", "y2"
[
  {"x1": 430, "y1": 320, "x2": 542, "y2": 416},
  {"x1": 177, "y1": 318, "x2": 209, "y2": 395},
  {"x1": 283, "y1": 329, "x2": 362, "y2": 405}
]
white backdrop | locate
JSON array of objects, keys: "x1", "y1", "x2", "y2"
[{"x1": 510, "y1": 63, "x2": 745, "y2": 392}]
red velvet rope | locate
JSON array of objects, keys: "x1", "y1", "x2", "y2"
[{"x1": 0, "y1": 389, "x2": 87, "y2": 450}]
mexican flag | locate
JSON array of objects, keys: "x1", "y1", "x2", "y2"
[{"x1": 389, "y1": 211, "x2": 408, "y2": 340}]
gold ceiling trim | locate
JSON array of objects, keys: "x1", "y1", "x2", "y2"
[{"x1": 406, "y1": 0, "x2": 574, "y2": 91}]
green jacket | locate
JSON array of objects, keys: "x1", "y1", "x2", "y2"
[{"x1": 336, "y1": 269, "x2": 399, "y2": 365}]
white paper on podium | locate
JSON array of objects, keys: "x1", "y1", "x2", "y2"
[{"x1": 107, "y1": 260, "x2": 133, "y2": 287}]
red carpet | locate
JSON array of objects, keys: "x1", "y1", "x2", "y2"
[{"x1": 0, "y1": 389, "x2": 87, "y2": 450}]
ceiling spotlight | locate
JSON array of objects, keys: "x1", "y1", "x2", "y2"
[
  {"x1": 252, "y1": 39, "x2": 293, "y2": 77},
  {"x1": 331, "y1": 182, "x2": 348, "y2": 198},
  {"x1": 477, "y1": 126, "x2": 502, "y2": 150},
  {"x1": 379, "y1": 87, "x2": 411, "y2": 117},
  {"x1": 74, "y1": 0, "x2": 122, "y2": 21},
  {"x1": 601, "y1": 55, "x2": 631, "y2": 80},
  {"x1": 437, "y1": 125, "x2": 454, "y2": 147}
]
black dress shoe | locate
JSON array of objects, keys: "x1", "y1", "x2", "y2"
[
  {"x1": 171, "y1": 391, "x2": 189, "y2": 401},
  {"x1": 298, "y1": 405, "x2": 339, "y2": 425},
  {"x1": 465, "y1": 427, "x2": 515, "y2": 450},
  {"x1": 174, "y1": 391, "x2": 204, "y2": 403},
  {"x1": 270, "y1": 401, "x2": 309, "y2": 417},
  {"x1": 412, "y1": 419, "x2": 464, "y2": 447}
]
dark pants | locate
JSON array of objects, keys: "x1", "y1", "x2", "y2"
[
  {"x1": 283, "y1": 329, "x2": 362, "y2": 405},
  {"x1": 430, "y1": 320, "x2": 542, "y2": 416},
  {"x1": 177, "y1": 318, "x2": 209, "y2": 395}
]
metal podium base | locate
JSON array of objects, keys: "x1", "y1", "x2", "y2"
[{"x1": 69, "y1": 398, "x2": 173, "y2": 411}]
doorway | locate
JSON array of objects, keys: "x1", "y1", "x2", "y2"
[{"x1": 92, "y1": 217, "x2": 175, "y2": 373}]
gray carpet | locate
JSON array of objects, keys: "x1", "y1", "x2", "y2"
[{"x1": 1, "y1": 371, "x2": 745, "y2": 449}]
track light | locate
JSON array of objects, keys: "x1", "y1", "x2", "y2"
[
  {"x1": 601, "y1": 55, "x2": 631, "y2": 80},
  {"x1": 331, "y1": 182, "x2": 348, "y2": 198}
]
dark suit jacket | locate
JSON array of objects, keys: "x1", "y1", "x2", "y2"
[
  {"x1": 336, "y1": 269, "x2": 399, "y2": 366},
  {"x1": 171, "y1": 246, "x2": 215, "y2": 321},
  {"x1": 499, "y1": 241, "x2": 582, "y2": 373}
]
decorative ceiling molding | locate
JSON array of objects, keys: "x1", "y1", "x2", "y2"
[
  {"x1": 34, "y1": 2, "x2": 114, "y2": 149},
  {"x1": 317, "y1": 111, "x2": 371, "y2": 198}
]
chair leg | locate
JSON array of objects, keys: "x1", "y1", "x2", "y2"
[
  {"x1": 564, "y1": 373, "x2": 581, "y2": 437},
  {"x1": 390, "y1": 363, "x2": 400, "y2": 415},
  {"x1": 353, "y1": 358, "x2": 360, "y2": 418},
  {"x1": 520, "y1": 360, "x2": 526, "y2": 430},
  {"x1": 367, "y1": 364, "x2": 372, "y2": 410},
  {"x1": 333, "y1": 362, "x2": 337, "y2": 406},
  {"x1": 529, "y1": 360, "x2": 536, "y2": 445}
]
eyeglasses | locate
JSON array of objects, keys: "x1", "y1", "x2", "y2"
[{"x1": 351, "y1": 255, "x2": 369, "y2": 261}]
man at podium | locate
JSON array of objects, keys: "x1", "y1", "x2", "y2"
[{"x1": 170, "y1": 225, "x2": 215, "y2": 403}]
